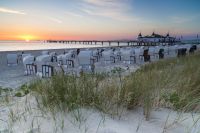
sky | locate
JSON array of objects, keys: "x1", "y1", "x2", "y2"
[{"x1": 0, "y1": 0, "x2": 200, "y2": 41}]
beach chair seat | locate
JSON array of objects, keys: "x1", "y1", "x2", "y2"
[
  {"x1": 6, "y1": 53, "x2": 18, "y2": 66},
  {"x1": 42, "y1": 65, "x2": 54, "y2": 78},
  {"x1": 25, "y1": 64, "x2": 37, "y2": 75}
]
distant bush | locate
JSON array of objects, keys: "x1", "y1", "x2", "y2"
[
  {"x1": 15, "y1": 92, "x2": 22, "y2": 97},
  {"x1": 14, "y1": 84, "x2": 30, "y2": 97}
]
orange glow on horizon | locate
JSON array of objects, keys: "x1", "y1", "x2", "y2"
[{"x1": 18, "y1": 34, "x2": 37, "y2": 41}]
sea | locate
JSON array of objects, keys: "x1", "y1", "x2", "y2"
[
  {"x1": 0, "y1": 40, "x2": 105, "y2": 52},
  {"x1": 0, "y1": 40, "x2": 134, "y2": 52},
  {"x1": 0, "y1": 40, "x2": 199, "y2": 52}
]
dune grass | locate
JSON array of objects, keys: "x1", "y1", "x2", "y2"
[
  {"x1": 126, "y1": 53, "x2": 200, "y2": 116},
  {"x1": 27, "y1": 52, "x2": 200, "y2": 120}
]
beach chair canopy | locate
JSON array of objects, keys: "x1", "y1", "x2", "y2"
[
  {"x1": 23, "y1": 55, "x2": 35, "y2": 66},
  {"x1": 22, "y1": 53, "x2": 31, "y2": 60},
  {"x1": 41, "y1": 51, "x2": 49, "y2": 55},
  {"x1": 148, "y1": 47, "x2": 156, "y2": 54},
  {"x1": 102, "y1": 50, "x2": 113, "y2": 61},
  {"x1": 78, "y1": 50, "x2": 93, "y2": 65},
  {"x1": 36, "y1": 55, "x2": 52, "y2": 63},
  {"x1": 49, "y1": 52, "x2": 56, "y2": 56}
]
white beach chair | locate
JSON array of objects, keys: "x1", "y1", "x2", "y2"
[
  {"x1": 168, "y1": 45, "x2": 178, "y2": 58},
  {"x1": 50, "y1": 52, "x2": 57, "y2": 62},
  {"x1": 77, "y1": 50, "x2": 94, "y2": 73},
  {"x1": 114, "y1": 49, "x2": 121, "y2": 62},
  {"x1": 120, "y1": 49, "x2": 135, "y2": 64},
  {"x1": 154, "y1": 46, "x2": 160, "y2": 59},
  {"x1": 57, "y1": 54, "x2": 65, "y2": 65},
  {"x1": 62, "y1": 53, "x2": 74, "y2": 67},
  {"x1": 148, "y1": 47, "x2": 156, "y2": 61},
  {"x1": 134, "y1": 48, "x2": 144, "y2": 63},
  {"x1": 23, "y1": 55, "x2": 36, "y2": 75},
  {"x1": 6, "y1": 54, "x2": 18, "y2": 66},
  {"x1": 68, "y1": 50, "x2": 76, "y2": 58},
  {"x1": 35, "y1": 55, "x2": 52, "y2": 77},
  {"x1": 162, "y1": 46, "x2": 169, "y2": 58},
  {"x1": 102, "y1": 50, "x2": 115, "y2": 64},
  {"x1": 92, "y1": 49, "x2": 100, "y2": 62}
]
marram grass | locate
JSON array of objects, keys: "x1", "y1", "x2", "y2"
[{"x1": 26, "y1": 52, "x2": 200, "y2": 120}]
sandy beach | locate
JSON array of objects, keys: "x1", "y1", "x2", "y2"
[
  {"x1": 0, "y1": 46, "x2": 200, "y2": 133},
  {"x1": 0, "y1": 94, "x2": 200, "y2": 133}
]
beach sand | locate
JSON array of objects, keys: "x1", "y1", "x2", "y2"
[{"x1": 0, "y1": 94, "x2": 199, "y2": 133}]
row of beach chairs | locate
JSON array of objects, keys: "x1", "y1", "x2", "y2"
[{"x1": 6, "y1": 44, "x2": 199, "y2": 78}]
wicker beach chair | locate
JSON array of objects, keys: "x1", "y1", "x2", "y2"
[
  {"x1": 42, "y1": 65, "x2": 54, "y2": 78},
  {"x1": 168, "y1": 45, "x2": 178, "y2": 58},
  {"x1": 77, "y1": 50, "x2": 95, "y2": 73},
  {"x1": 6, "y1": 53, "x2": 18, "y2": 66},
  {"x1": 134, "y1": 48, "x2": 144, "y2": 63},
  {"x1": 62, "y1": 53, "x2": 74, "y2": 68},
  {"x1": 50, "y1": 52, "x2": 57, "y2": 62},
  {"x1": 102, "y1": 50, "x2": 115, "y2": 64},
  {"x1": 148, "y1": 47, "x2": 156, "y2": 61},
  {"x1": 120, "y1": 49, "x2": 136, "y2": 64},
  {"x1": 23, "y1": 55, "x2": 36, "y2": 75},
  {"x1": 35, "y1": 55, "x2": 52, "y2": 77}
]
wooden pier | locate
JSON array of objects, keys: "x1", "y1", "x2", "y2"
[{"x1": 46, "y1": 40, "x2": 174, "y2": 47}]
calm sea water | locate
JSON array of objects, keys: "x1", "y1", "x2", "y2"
[
  {"x1": 0, "y1": 41, "x2": 106, "y2": 52},
  {"x1": 0, "y1": 41, "x2": 133, "y2": 52}
]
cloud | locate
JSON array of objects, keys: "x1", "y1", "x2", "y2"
[
  {"x1": 65, "y1": 11, "x2": 83, "y2": 18},
  {"x1": 80, "y1": 0, "x2": 139, "y2": 22},
  {"x1": 47, "y1": 17, "x2": 62, "y2": 23},
  {"x1": 0, "y1": 7, "x2": 26, "y2": 15}
]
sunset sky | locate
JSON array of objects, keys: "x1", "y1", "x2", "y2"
[{"x1": 0, "y1": 0, "x2": 200, "y2": 40}]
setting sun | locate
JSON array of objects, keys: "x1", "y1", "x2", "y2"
[{"x1": 18, "y1": 35, "x2": 36, "y2": 41}]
